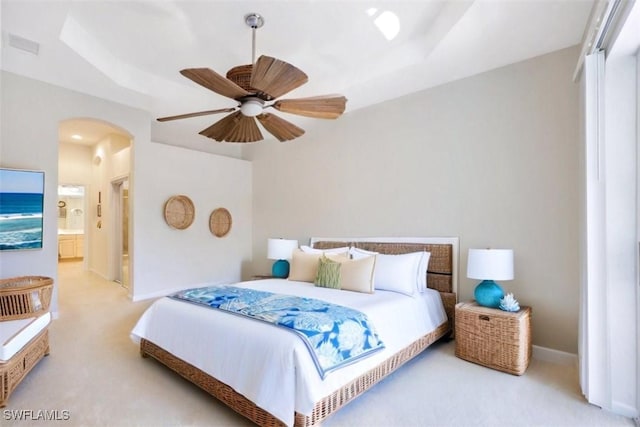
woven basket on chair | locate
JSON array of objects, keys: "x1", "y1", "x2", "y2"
[{"x1": 0, "y1": 276, "x2": 53, "y2": 321}]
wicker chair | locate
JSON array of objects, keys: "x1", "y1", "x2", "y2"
[{"x1": 0, "y1": 276, "x2": 53, "y2": 407}]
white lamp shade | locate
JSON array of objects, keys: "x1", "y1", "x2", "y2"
[
  {"x1": 267, "y1": 238, "x2": 298, "y2": 260},
  {"x1": 467, "y1": 248, "x2": 514, "y2": 281}
]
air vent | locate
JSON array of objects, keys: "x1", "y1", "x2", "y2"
[{"x1": 8, "y1": 33, "x2": 40, "y2": 55}]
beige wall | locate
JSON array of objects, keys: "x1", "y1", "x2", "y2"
[
  {"x1": 132, "y1": 141, "x2": 252, "y2": 300},
  {"x1": 59, "y1": 142, "x2": 92, "y2": 185},
  {"x1": 245, "y1": 46, "x2": 581, "y2": 353},
  {"x1": 1, "y1": 45, "x2": 581, "y2": 352}
]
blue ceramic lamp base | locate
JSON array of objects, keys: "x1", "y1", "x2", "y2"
[
  {"x1": 474, "y1": 280, "x2": 504, "y2": 308},
  {"x1": 272, "y1": 259, "x2": 290, "y2": 278}
]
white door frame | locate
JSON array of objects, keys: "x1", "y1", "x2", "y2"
[
  {"x1": 580, "y1": 50, "x2": 609, "y2": 409},
  {"x1": 110, "y1": 176, "x2": 129, "y2": 287}
]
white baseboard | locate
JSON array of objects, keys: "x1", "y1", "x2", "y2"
[
  {"x1": 611, "y1": 402, "x2": 639, "y2": 419},
  {"x1": 532, "y1": 345, "x2": 578, "y2": 366},
  {"x1": 89, "y1": 268, "x2": 109, "y2": 281}
]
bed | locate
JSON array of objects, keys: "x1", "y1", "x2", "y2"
[{"x1": 131, "y1": 237, "x2": 458, "y2": 426}]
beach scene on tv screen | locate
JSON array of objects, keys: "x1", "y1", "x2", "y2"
[{"x1": 0, "y1": 168, "x2": 45, "y2": 250}]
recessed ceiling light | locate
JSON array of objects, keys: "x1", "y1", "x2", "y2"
[{"x1": 71, "y1": 134, "x2": 83, "y2": 140}]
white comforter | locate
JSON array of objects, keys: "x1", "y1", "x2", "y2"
[{"x1": 131, "y1": 279, "x2": 447, "y2": 426}]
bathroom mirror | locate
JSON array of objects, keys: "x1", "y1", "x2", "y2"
[{"x1": 57, "y1": 185, "x2": 85, "y2": 232}]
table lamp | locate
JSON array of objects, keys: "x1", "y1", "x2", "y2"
[
  {"x1": 467, "y1": 248, "x2": 514, "y2": 308},
  {"x1": 267, "y1": 238, "x2": 298, "y2": 278}
]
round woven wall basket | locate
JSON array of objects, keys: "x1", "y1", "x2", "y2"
[
  {"x1": 163, "y1": 195, "x2": 195, "y2": 230},
  {"x1": 209, "y1": 208, "x2": 232, "y2": 238}
]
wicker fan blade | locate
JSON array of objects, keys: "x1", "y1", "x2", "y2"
[
  {"x1": 273, "y1": 95, "x2": 347, "y2": 119},
  {"x1": 199, "y1": 111, "x2": 263, "y2": 143},
  {"x1": 199, "y1": 111, "x2": 243, "y2": 141},
  {"x1": 181, "y1": 68, "x2": 251, "y2": 100},
  {"x1": 157, "y1": 108, "x2": 237, "y2": 122},
  {"x1": 250, "y1": 55, "x2": 308, "y2": 100},
  {"x1": 225, "y1": 116, "x2": 263, "y2": 142},
  {"x1": 256, "y1": 113, "x2": 305, "y2": 142}
]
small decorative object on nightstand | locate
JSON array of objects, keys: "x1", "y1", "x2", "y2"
[
  {"x1": 267, "y1": 238, "x2": 298, "y2": 278},
  {"x1": 455, "y1": 301, "x2": 531, "y2": 375},
  {"x1": 499, "y1": 293, "x2": 520, "y2": 312},
  {"x1": 467, "y1": 248, "x2": 514, "y2": 308}
]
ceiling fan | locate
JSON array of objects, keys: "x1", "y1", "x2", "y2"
[{"x1": 157, "y1": 13, "x2": 347, "y2": 143}]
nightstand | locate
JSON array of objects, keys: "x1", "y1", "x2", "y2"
[{"x1": 455, "y1": 301, "x2": 532, "y2": 375}]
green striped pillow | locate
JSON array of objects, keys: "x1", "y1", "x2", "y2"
[{"x1": 314, "y1": 255, "x2": 342, "y2": 289}]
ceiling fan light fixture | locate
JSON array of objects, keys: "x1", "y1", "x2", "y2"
[{"x1": 240, "y1": 98, "x2": 264, "y2": 117}]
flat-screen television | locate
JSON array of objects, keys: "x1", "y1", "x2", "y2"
[{"x1": 0, "y1": 168, "x2": 45, "y2": 251}]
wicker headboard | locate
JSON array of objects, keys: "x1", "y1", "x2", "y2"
[
  {"x1": 310, "y1": 237, "x2": 459, "y2": 327},
  {"x1": 310, "y1": 237, "x2": 458, "y2": 294}
]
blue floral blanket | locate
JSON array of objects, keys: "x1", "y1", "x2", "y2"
[{"x1": 170, "y1": 285, "x2": 385, "y2": 378}]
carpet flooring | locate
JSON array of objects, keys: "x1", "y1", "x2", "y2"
[{"x1": 3, "y1": 261, "x2": 635, "y2": 426}]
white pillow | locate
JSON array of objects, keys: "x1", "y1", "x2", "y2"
[
  {"x1": 349, "y1": 247, "x2": 377, "y2": 260},
  {"x1": 417, "y1": 252, "x2": 431, "y2": 293},
  {"x1": 300, "y1": 245, "x2": 349, "y2": 255},
  {"x1": 374, "y1": 252, "x2": 430, "y2": 296}
]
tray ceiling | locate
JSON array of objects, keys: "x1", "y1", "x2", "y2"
[{"x1": 1, "y1": 0, "x2": 593, "y2": 151}]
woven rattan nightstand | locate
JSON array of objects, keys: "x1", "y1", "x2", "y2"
[{"x1": 455, "y1": 301, "x2": 532, "y2": 375}]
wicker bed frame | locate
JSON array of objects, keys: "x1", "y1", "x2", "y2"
[{"x1": 140, "y1": 237, "x2": 458, "y2": 426}]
